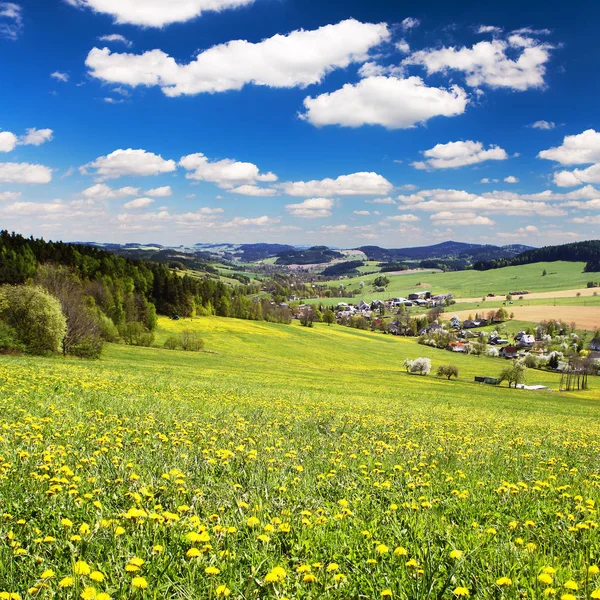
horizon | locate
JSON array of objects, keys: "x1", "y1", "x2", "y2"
[{"x1": 2, "y1": 0, "x2": 600, "y2": 247}]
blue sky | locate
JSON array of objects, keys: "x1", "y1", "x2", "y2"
[{"x1": 1, "y1": 0, "x2": 600, "y2": 248}]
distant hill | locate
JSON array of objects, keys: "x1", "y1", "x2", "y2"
[
  {"x1": 474, "y1": 240, "x2": 600, "y2": 272},
  {"x1": 275, "y1": 246, "x2": 343, "y2": 266},
  {"x1": 358, "y1": 241, "x2": 533, "y2": 262}
]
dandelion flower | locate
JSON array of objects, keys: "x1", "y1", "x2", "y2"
[
  {"x1": 89, "y1": 572, "x2": 104, "y2": 583},
  {"x1": 205, "y1": 566, "x2": 220, "y2": 575},
  {"x1": 496, "y1": 577, "x2": 512, "y2": 586},
  {"x1": 186, "y1": 548, "x2": 201, "y2": 558},
  {"x1": 590, "y1": 590, "x2": 600, "y2": 599},
  {"x1": 40, "y1": 570, "x2": 54, "y2": 579},
  {"x1": 303, "y1": 574, "x2": 316, "y2": 583},
  {"x1": 376, "y1": 544, "x2": 389, "y2": 554},
  {"x1": 59, "y1": 577, "x2": 74, "y2": 588},
  {"x1": 74, "y1": 561, "x2": 91, "y2": 576},
  {"x1": 131, "y1": 577, "x2": 148, "y2": 590},
  {"x1": 80, "y1": 587, "x2": 97, "y2": 600},
  {"x1": 215, "y1": 585, "x2": 231, "y2": 597},
  {"x1": 450, "y1": 549, "x2": 463, "y2": 560},
  {"x1": 454, "y1": 587, "x2": 470, "y2": 597},
  {"x1": 564, "y1": 581, "x2": 578, "y2": 591},
  {"x1": 539, "y1": 574, "x2": 554, "y2": 585},
  {"x1": 326, "y1": 563, "x2": 339, "y2": 572},
  {"x1": 381, "y1": 591, "x2": 393, "y2": 598},
  {"x1": 394, "y1": 547, "x2": 408, "y2": 556}
]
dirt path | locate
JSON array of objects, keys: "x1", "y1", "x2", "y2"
[
  {"x1": 450, "y1": 306, "x2": 600, "y2": 331},
  {"x1": 457, "y1": 287, "x2": 599, "y2": 303}
]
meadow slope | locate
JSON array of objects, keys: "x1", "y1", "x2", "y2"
[{"x1": 0, "y1": 317, "x2": 599, "y2": 599}]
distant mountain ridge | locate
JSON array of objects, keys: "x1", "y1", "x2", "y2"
[{"x1": 357, "y1": 241, "x2": 534, "y2": 262}]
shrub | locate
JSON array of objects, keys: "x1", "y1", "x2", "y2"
[
  {"x1": 0, "y1": 321, "x2": 25, "y2": 354},
  {"x1": 118, "y1": 322, "x2": 155, "y2": 347},
  {"x1": 180, "y1": 330, "x2": 204, "y2": 352},
  {"x1": 522, "y1": 354, "x2": 538, "y2": 369},
  {"x1": 163, "y1": 336, "x2": 182, "y2": 350},
  {"x1": 0, "y1": 285, "x2": 66, "y2": 355},
  {"x1": 70, "y1": 335, "x2": 103, "y2": 359},
  {"x1": 437, "y1": 364, "x2": 459, "y2": 380}
]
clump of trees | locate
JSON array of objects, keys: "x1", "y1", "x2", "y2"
[
  {"x1": 437, "y1": 364, "x2": 459, "y2": 380},
  {"x1": 164, "y1": 330, "x2": 204, "y2": 351},
  {"x1": 499, "y1": 361, "x2": 527, "y2": 388}
]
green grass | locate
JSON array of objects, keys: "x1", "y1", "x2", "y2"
[
  {"x1": 0, "y1": 316, "x2": 599, "y2": 598},
  {"x1": 311, "y1": 262, "x2": 591, "y2": 305}
]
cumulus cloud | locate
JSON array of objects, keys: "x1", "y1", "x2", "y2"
[
  {"x1": 404, "y1": 35, "x2": 553, "y2": 91},
  {"x1": 145, "y1": 185, "x2": 172, "y2": 197},
  {"x1": 98, "y1": 33, "x2": 132, "y2": 46},
  {"x1": 0, "y1": 2, "x2": 22, "y2": 40},
  {"x1": 530, "y1": 120, "x2": 555, "y2": 130},
  {"x1": 123, "y1": 197, "x2": 154, "y2": 209},
  {"x1": 0, "y1": 131, "x2": 18, "y2": 152},
  {"x1": 180, "y1": 153, "x2": 277, "y2": 188},
  {"x1": 412, "y1": 140, "x2": 508, "y2": 170},
  {"x1": 396, "y1": 187, "x2": 568, "y2": 217},
  {"x1": 285, "y1": 198, "x2": 334, "y2": 218},
  {"x1": 81, "y1": 183, "x2": 140, "y2": 200},
  {"x1": 0, "y1": 162, "x2": 52, "y2": 184},
  {"x1": 553, "y1": 164, "x2": 600, "y2": 187},
  {"x1": 51, "y1": 71, "x2": 69, "y2": 82},
  {"x1": 86, "y1": 20, "x2": 390, "y2": 96},
  {"x1": 384, "y1": 214, "x2": 420, "y2": 222},
  {"x1": 504, "y1": 175, "x2": 519, "y2": 183},
  {"x1": 228, "y1": 184, "x2": 279, "y2": 196},
  {"x1": 19, "y1": 128, "x2": 54, "y2": 146},
  {"x1": 301, "y1": 76, "x2": 468, "y2": 129},
  {"x1": 280, "y1": 172, "x2": 392, "y2": 197},
  {"x1": 82, "y1": 148, "x2": 177, "y2": 179},
  {"x1": 365, "y1": 196, "x2": 396, "y2": 204},
  {"x1": 430, "y1": 211, "x2": 495, "y2": 226},
  {"x1": 66, "y1": 0, "x2": 256, "y2": 27},
  {"x1": 538, "y1": 129, "x2": 600, "y2": 165}
]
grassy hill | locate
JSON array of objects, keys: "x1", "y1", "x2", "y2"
[
  {"x1": 0, "y1": 317, "x2": 599, "y2": 598},
  {"x1": 315, "y1": 261, "x2": 592, "y2": 304}
]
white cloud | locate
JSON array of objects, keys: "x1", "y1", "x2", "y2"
[
  {"x1": 412, "y1": 140, "x2": 508, "y2": 170},
  {"x1": 353, "y1": 210, "x2": 371, "y2": 215},
  {"x1": 302, "y1": 76, "x2": 468, "y2": 129},
  {"x1": 280, "y1": 172, "x2": 392, "y2": 197},
  {"x1": 19, "y1": 128, "x2": 54, "y2": 146},
  {"x1": 504, "y1": 175, "x2": 519, "y2": 183},
  {"x1": 51, "y1": 71, "x2": 69, "y2": 82},
  {"x1": 0, "y1": 131, "x2": 17, "y2": 152},
  {"x1": 396, "y1": 187, "x2": 568, "y2": 217},
  {"x1": 401, "y1": 17, "x2": 420, "y2": 31},
  {"x1": 180, "y1": 152, "x2": 276, "y2": 188},
  {"x1": 123, "y1": 197, "x2": 155, "y2": 209},
  {"x1": 229, "y1": 184, "x2": 279, "y2": 196},
  {"x1": 0, "y1": 2, "x2": 22, "y2": 40},
  {"x1": 553, "y1": 164, "x2": 600, "y2": 187},
  {"x1": 86, "y1": 19, "x2": 390, "y2": 96},
  {"x1": 538, "y1": 129, "x2": 600, "y2": 165},
  {"x1": 430, "y1": 211, "x2": 495, "y2": 226},
  {"x1": 82, "y1": 148, "x2": 177, "y2": 179},
  {"x1": 404, "y1": 36, "x2": 553, "y2": 91},
  {"x1": 384, "y1": 214, "x2": 420, "y2": 222},
  {"x1": 285, "y1": 198, "x2": 334, "y2": 218},
  {"x1": 145, "y1": 185, "x2": 172, "y2": 197},
  {"x1": 477, "y1": 25, "x2": 502, "y2": 35},
  {"x1": 366, "y1": 196, "x2": 395, "y2": 205},
  {"x1": 81, "y1": 183, "x2": 140, "y2": 200},
  {"x1": 0, "y1": 162, "x2": 52, "y2": 184},
  {"x1": 66, "y1": 0, "x2": 256, "y2": 27},
  {"x1": 530, "y1": 120, "x2": 555, "y2": 130},
  {"x1": 98, "y1": 33, "x2": 132, "y2": 46},
  {"x1": 573, "y1": 215, "x2": 600, "y2": 225},
  {"x1": 395, "y1": 40, "x2": 410, "y2": 53},
  {"x1": 227, "y1": 215, "x2": 276, "y2": 226},
  {"x1": 0, "y1": 191, "x2": 21, "y2": 201}
]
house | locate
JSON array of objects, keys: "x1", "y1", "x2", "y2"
[
  {"x1": 431, "y1": 293, "x2": 454, "y2": 306},
  {"x1": 371, "y1": 299, "x2": 386, "y2": 309},
  {"x1": 517, "y1": 334, "x2": 535, "y2": 348},
  {"x1": 450, "y1": 316, "x2": 460, "y2": 329},
  {"x1": 489, "y1": 336, "x2": 509, "y2": 345},
  {"x1": 589, "y1": 339, "x2": 600, "y2": 351},
  {"x1": 419, "y1": 323, "x2": 443, "y2": 335},
  {"x1": 448, "y1": 342, "x2": 468, "y2": 353},
  {"x1": 357, "y1": 300, "x2": 371, "y2": 311},
  {"x1": 500, "y1": 346, "x2": 519, "y2": 359},
  {"x1": 408, "y1": 291, "x2": 431, "y2": 301}
]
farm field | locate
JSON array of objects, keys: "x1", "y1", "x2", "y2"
[
  {"x1": 0, "y1": 317, "x2": 599, "y2": 598},
  {"x1": 311, "y1": 262, "x2": 592, "y2": 305}
]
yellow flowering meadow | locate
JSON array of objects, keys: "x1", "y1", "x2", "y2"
[{"x1": 0, "y1": 317, "x2": 599, "y2": 598}]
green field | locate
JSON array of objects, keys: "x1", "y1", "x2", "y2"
[
  {"x1": 0, "y1": 316, "x2": 599, "y2": 598},
  {"x1": 311, "y1": 262, "x2": 592, "y2": 305}
]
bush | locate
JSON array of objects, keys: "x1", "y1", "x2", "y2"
[
  {"x1": 70, "y1": 335, "x2": 103, "y2": 359},
  {"x1": 95, "y1": 311, "x2": 120, "y2": 342},
  {"x1": 180, "y1": 330, "x2": 204, "y2": 352},
  {"x1": 0, "y1": 285, "x2": 66, "y2": 355},
  {"x1": 437, "y1": 364, "x2": 459, "y2": 380},
  {"x1": 118, "y1": 322, "x2": 155, "y2": 347},
  {"x1": 163, "y1": 336, "x2": 182, "y2": 350},
  {"x1": 522, "y1": 354, "x2": 538, "y2": 369},
  {"x1": 0, "y1": 321, "x2": 25, "y2": 354}
]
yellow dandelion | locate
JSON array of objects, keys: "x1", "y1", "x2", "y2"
[
  {"x1": 454, "y1": 587, "x2": 470, "y2": 597},
  {"x1": 450, "y1": 549, "x2": 463, "y2": 560},
  {"x1": 205, "y1": 566, "x2": 220, "y2": 575},
  {"x1": 496, "y1": 577, "x2": 512, "y2": 586},
  {"x1": 80, "y1": 587, "x2": 97, "y2": 600},
  {"x1": 74, "y1": 561, "x2": 91, "y2": 576},
  {"x1": 215, "y1": 585, "x2": 231, "y2": 597},
  {"x1": 89, "y1": 571, "x2": 104, "y2": 583},
  {"x1": 131, "y1": 577, "x2": 148, "y2": 590},
  {"x1": 59, "y1": 577, "x2": 74, "y2": 588}
]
